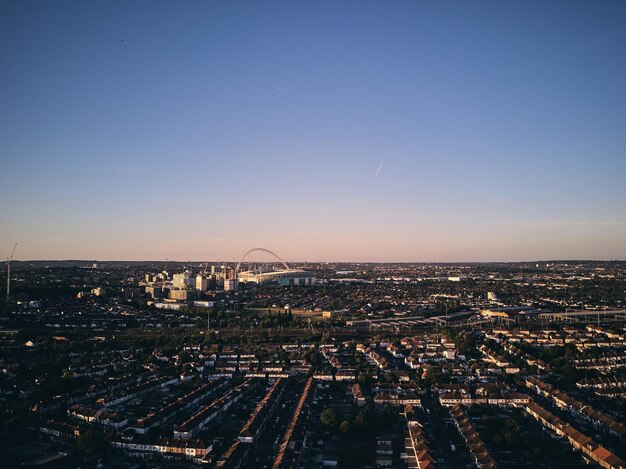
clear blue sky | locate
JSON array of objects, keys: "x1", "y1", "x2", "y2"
[{"x1": 1, "y1": 1, "x2": 625, "y2": 262}]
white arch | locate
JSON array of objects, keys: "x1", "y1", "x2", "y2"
[{"x1": 235, "y1": 248, "x2": 290, "y2": 277}]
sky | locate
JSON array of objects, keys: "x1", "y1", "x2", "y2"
[{"x1": 1, "y1": 1, "x2": 625, "y2": 262}]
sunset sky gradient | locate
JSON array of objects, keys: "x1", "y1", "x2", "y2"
[{"x1": 1, "y1": 1, "x2": 625, "y2": 262}]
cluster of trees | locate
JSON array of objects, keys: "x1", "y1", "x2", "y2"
[
  {"x1": 432, "y1": 299, "x2": 467, "y2": 316},
  {"x1": 320, "y1": 405, "x2": 399, "y2": 435},
  {"x1": 319, "y1": 405, "x2": 401, "y2": 467},
  {"x1": 453, "y1": 331, "x2": 481, "y2": 358},
  {"x1": 259, "y1": 309, "x2": 295, "y2": 328},
  {"x1": 474, "y1": 407, "x2": 590, "y2": 468},
  {"x1": 76, "y1": 430, "x2": 109, "y2": 467}
]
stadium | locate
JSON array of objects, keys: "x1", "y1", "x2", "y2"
[{"x1": 235, "y1": 248, "x2": 315, "y2": 287}]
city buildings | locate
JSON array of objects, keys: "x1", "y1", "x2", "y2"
[{"x1": 1, "y1": 260, "x2": 625, "y2": 467}]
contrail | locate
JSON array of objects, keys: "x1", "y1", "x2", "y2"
[
  {"x1": 272, "y1": 86, "x2": 304, "y2": 96},
  {"x1": 375, "y1": 149, "x2": 389, "y2": 176}
]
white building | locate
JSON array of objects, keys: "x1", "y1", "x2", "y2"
[
  {"x1": 224, "y1": 278, "x2": 238, "y2": 291},
  {"x1": 196, "y1": 274, "x2": 208, "y2": 291},
  {"x1": 173, "y1": 271, "x2": 193, "y2": 289}
]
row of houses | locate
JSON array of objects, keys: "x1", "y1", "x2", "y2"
[
  {"x1": 351, "y1": 383, "x2": 366, "y2": 406},
  {"x1": 67, "y1": 404, "x2": 128, "y2": 429},
  {"x1": 312, "y1": 369, "x2": 357, "y2": 382},
  {"x1": 593, "y1": 387, "x2": 626, "y2": 399},
  {"x1": 32, "y1": 373, "x2": 153, "y2": 413},
  {"x1": 525, "y1": 376, "x2": 626, "y2": 439},
  {"x1": 479, "y1": 345, "x2": 521, "y2": 374},
  {"x1": 498, "y1": 340, "x2": 549, "y2": 371},
  {"x1": 410, "y1": 346, "x2": 456, "y2": 364},
  {"x1": 244, "y1": 371, "x2": 291, "y2": 380},
  {"x1": 217, "y1": 380, "x2": 292, "y2": 467},
  {"x1": 404, "y1": 405, "x2": 436, "y2": 469},
  {"x1": 97, "y1": 376, "x2": 178, "y2": 408},
  {"x1": 239, "y1": 379, "x2": 286, "y2": 443},
  {"x1": 486, "y1": 327, "x2": 625, "y2": 350},
  {"x1": 39, "y1": 418, "x2": 212, "y2": 463},
  {"x1": 110, "y1": 436, "x2": 210, "y2": 461},
  {"x1": 585, "y1": 326, "x2": 624, "y2": 341},
  {"x1": 318, "y1": 345, "x2": 358, "y2": 382},
  {"x1": 39, "y1": 419, "x2": 80, "y2": 441},
  {"x1": 399, "y1": 335, "x2": 459, "y2": 365},
  {"x1": 215, "y1": 361, "x2": 287, "y2": 374},
  {"x1": 134, "y1": 377, "x2": 227, "y2": 434},
  {"x1": 400, "y1": 334, "x2": 455, "y2": 351},
  {"x1": 375, "y1": 435, "x2": 394, "y2": 467},
  {"x1": 173, "y1": 379, "x2": 258, "y2": 439},
  {"x1": 577, "y1": 375, "x2": 626, "y2": 389},
  {"x1": 449, "y1": 405, "x2": 498, "y2": 469},
  {"x1": 374, "y1": 391, "x2": 422, "y2": 406},
  {"x1": 572, "y1": 353, "x2": 626, "y2": 371},
  {"x1": 273, "y1": 377, "x2": 314, "y2": 469},
  {"x1": 439, "y1": 391, "x2": 529, "y2": 407},
  {"x1": 524, "y1": 400, "x2": 625, "y2": 469},
  {"x1": 356, "y1": 344, "x2": 388, "y2": 370}
]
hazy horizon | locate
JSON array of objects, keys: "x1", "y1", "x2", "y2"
[
  {"x1": 4, "y1": 256, "x2": 626, "y2": 265},
  {"x1": 2, "y1": 2, "x2": 625, "y2": 262}
]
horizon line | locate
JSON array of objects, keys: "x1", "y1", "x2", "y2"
[{"x1": 3, "y1": 258, "x2": 626, "y2": 264}]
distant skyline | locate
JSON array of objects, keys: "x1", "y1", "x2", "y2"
[{"x1": 1, "y1": 1, "x2": 625, "y2": 262}]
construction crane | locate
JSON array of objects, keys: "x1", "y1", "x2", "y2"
[
  {"x1": 6, "y1": 243, "x2": 17, "y2": 300},
  {"x1": 203, "y1": 259, "x2": 222, "y2": 277}
]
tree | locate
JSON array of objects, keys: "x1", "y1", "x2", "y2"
[
  {"x1": 339, "y1": 420, "x2": 351, "y2": 433},
  {"x1": 354, "y1": 410, "x2": 367, "y2": 428},
  {"x1": 320, "y1": 408, "x2": 338, "y2": 427},
  {"x1": 454, "y1": 332, "x2": 479, "y2": 358},
  {"x1": 76, "y1": 430, "x2": 108, "y2": 459}
]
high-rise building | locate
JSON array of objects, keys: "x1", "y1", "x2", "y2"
[
  {"x1": 169, "y1": 289, "x2": 194, "y2": 301},
  {"x1": 145, "y1": 285, "x2": 162, "y2": 299},
  {"x1": 196, "y1": 274, "x2": 208, "y2": 291},
  {"x1": 173, "y1": 270, "x2": 193, "y2": 289}
]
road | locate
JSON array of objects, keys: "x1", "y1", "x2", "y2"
[
  {"x1": 421, "y1": 395, "x2": 472, "y2": 469},
  {"x1": 246, "y1": 379, "x2": 305, "y2": 469}
]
